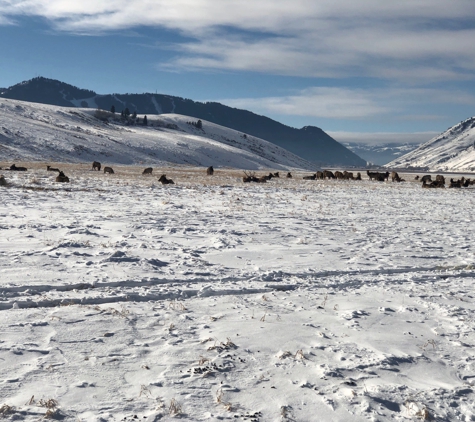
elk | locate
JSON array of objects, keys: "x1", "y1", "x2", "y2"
[
  {"x1": 103, "y1": 166, "x2": 114, "y2": 174},
  {"x1": 92, "y1": 161, "x2": 101, "y2": 171},
  {"x1": 323, "y1": 170, "x2": 335, "y2": 179},
  {"x1": 158, "y1": 174, "x2": 174, "y2": 184},
  {"x1": 0, "y1": 175, "x2": 7, "y2": 186},
  {"x1": 343, "y1": 171, "x2": 354, "y2": 180},
  {"x1": 286, "y1": 172, "x2": 292, "y2": 178},
  {"x1": 316, "y1": 171, "x2": 324, "y2": 179},
  {"x1": 142, "y1": 167, "x2": 153, "y2": 175},
  {"x1": 420, "y1": 175, "x2": 432, "y2": 183},
  {"x1": 273, "y1": 172, "x2": 280, "y2": 178},
  {"x1": 355, "y1": 172, "x2": 362, "y2": 180},
  {"x1": 206, "y1": 166, "x2": 214, "y2": 175},
  {"x1": 55, "y1": 171, "x2": 70, "y2": 183},
  {"x1": 391, "y1": 171, "x2": 401, "y2": 182},
  {"x1": 449, "y1": 178, "x2": 461, "y2": 188},
  {"x1": 334, "y1": 171, "x2": 344, "y2": 180},
  {"x1": 47, "y1": 165, "x2": 60, "y2": 172},
  {"x1": 303, "y1": 174, "x2": 317, "y2": 180},
  {"x1": 10, "y1": 164, "x2": 27, "y2": 171}
]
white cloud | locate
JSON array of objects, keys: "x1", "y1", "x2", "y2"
[
  {"x1": 219, "y1": 87, "x2": 475, "y2": 120},
  {"x1": 1, "y1": 1, "x2": 475, "y2": 81}
]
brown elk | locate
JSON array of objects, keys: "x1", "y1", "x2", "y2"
[
  {"x1": 334, "y1": 171, "x2": 344, "y2": 180},
  {"x1": 449, "y1": 178, "x2": 461, "y2": 188},
  {"x1": 343, "y1": 171, "x2": 354, "y2": 180},
  {"x1": 303, "y1": 174, "x2": 317, "y2": 180},
  {"x1": 142, "y1": 167, "x2": 153, "y2": 175},
  {"x1": 92, "y1": 161, "x2": 101, "y2": 171},
  {"x1": 55, "y1": 171, "x2": 70, "y2": 183},
  {"x1": 355, "y1": 172, "x2": 362, "y2": 180},
  {"x1": 206, "y1": 166, "x2": 214, "y2": 175},
  {"x1": 323, "y1": 170, "x2": 335, "y2": 179},
  {"x1": 10, "y1": 164, "x2": 27, "y2": 171},
  {"x1": 158, "y1": 174, "x2": 174, "y2": 184},
  {"x1": 104, "y1": 167, "x2": 114, "y2": 174},
  {"x1": 286, "y1": 172, "x2": 292, "y2": 178},
  {"x1": 391, "y1": 171, "x2": 401, "y2": 182},
  {"x1": 420, "y1": 175, "x2": 432, "y2": 183},
  {"x1": 316, "y1": 171, "x2": 324, "y2": 179},
  {"x1": 0, "y1": 175, "x2": 7, "y2": 186},
  {"x1": 47, "y1": 165, "x2": 60, "y2": 172},
  {"x1": 273, "y1": 172, "x2": 280, "y2": 178}
]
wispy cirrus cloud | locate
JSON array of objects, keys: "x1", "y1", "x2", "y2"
[
  {"x1": 1, "y1": 1, "x2": 475, "y2": 82},
  {"x1": 220, "y1": 86, "x2": 475, "y2": 120}
]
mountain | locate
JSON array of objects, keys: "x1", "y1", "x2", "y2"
[
  {"x1": 0, "y1": 97, "x2": 315, "y2": 170},
  {"x1": 345, "y1": 142, "x2": 419, "y2": 166},
  {"x1": 386, "y1": 116, "x2": 475, "y2": 171},
  {"x1": 0, "y1": 77, "x2": 366, "y2": 168}
]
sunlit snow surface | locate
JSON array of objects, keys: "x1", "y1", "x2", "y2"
[{"x1": 1, "y1": 165, "x2": 475, "y2": 421}]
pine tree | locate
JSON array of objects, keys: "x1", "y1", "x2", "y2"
[
  {"x1": 143, "y1": 115, "x2": 148, "y2": 126},
  {"x1": 196, "y1": 119, "x2": 203, "y2": 129},
  {"x1": 111, "y1": 105, "x2": 116, "y2": 114}
]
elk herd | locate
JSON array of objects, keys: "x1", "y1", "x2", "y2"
[{"x1": 1, "y1": 161, "x2": 475, "y2": 190}]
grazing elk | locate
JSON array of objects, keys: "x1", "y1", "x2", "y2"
[
  {"x1": 334, "y1": 171, "x2": 344, "y2": 180},
  {"x1": 323, "y1": 170, "x2": 335, "y2": 179},
  {"x1": 303, "y1": 174, "x2": 317, "y2": 180},
  {"x1": 103, "y1": 166, "x2": 114, "y2": 174},
  {"x1": 92, "y1": 161, "x2": 101, "y2": 171},
  {"x1": 142, "y1": 167, "x2": 153, "y2": 175},
  {"x1": 158, "y1": 174, "x2": 174, "y2": 184},
  {"x1": 206, "y1": 166, "x2": 214, "y2": 175},
  {"x1": 55, "y1": 171, "x2": 70, "y2": 183},
  {"x1": 343, "y1": 171, "x2": 354, "y2": 180},
  {"x1": 286, "y1": 172, "x2": 292, "y2": 178},
  {"x1": 47, "y1": 165, "x2": 60, "y2": 172},
  {"x1": 10, "y1": 164, "x2": 27, "y2": 171},
  {"x1": 316, "y1": 171, "x2": 324, "y2": 180},
  {"x1": 391, "y1": 171, "x2": 402, "y2": 182}
]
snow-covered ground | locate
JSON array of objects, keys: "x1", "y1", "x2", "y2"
[
  {"x1": 0, "y1": 98, "x2": 314, "y2": 171},
  {"x1": 1, "y1": 164, "x2": 475, "y2": 421}
]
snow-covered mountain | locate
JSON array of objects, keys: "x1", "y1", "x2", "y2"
[
  {"x1": 0, "y1": 77, "x2": 367, "y2": 167},
  {"x1": 0, "y1": 98, "x2": 315, "y2": 170},
  {"x1": 386, "y1": 116, "x2": 475, "y2": 171}
]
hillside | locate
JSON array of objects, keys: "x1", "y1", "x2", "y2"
[
  {"x1": 386, "y1": 116, "x2": 475, "y2": 171},
  {"x1": 0, "y1": 77, "x2": 367, "y2": 167},
  {"x1": 0, "y1": 98, "x2": 316, "y2": 170}
]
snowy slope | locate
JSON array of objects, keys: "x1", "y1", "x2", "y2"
[
  {"x1": 386, "y1": 116, "x2": 475, "y2": 171},
  {"x1": 0, "y1": 98, "x2": 314, "y2": 171}
]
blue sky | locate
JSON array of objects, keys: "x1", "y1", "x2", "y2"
[{"x1": 1, "y1": 1, "x2": 475, "y2": 145}]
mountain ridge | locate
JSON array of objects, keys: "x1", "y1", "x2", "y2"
[
  {"x1": 386, "y1": 116, "x2": 475, "y2": 172},
  {"x1": 0, "y1": 77, "x2": 367, "y2": 167}
]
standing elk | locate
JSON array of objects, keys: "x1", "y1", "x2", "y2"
[
  {"x1": 92, "y1": 161, "x2": 101, "y2": 171},
  {"x1": 55, "y1": 171, "x2": 70, "y2": 183},
  {"x1": 104, "y1": 167, "x2": 114, "y2": 174},
  {"x1": 143, "y1": 167, "x2": 153, "y2": 175},
  {"x1": 206, "y1": 166, "x2": 214, "y2": 175},
  {"x1": 323, "y1": 170, "x2": 335, "y2": 179},
  {"x1": 158, "y1": 174, "x2": 174, "y2": 184}
]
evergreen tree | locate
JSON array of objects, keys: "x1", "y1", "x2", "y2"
[
  {"x1": 124, "y1": 108, "x2": 130, "y2": 117},
  {"x1": 111, "y1": 105, "x2": 116, "y2": 114},
  {"x1": 132, "y1": 111, "x2": 137, "y2": 119},
  {"x1": 196, "y1": 119, "x2": 203, "y2": 129}
]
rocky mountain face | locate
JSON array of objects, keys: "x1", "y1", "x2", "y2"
[
  {"x1": 0, "y1": 77, "x2": 367, "y2": 168},
  {"x1": 386, "y1": 117, "x2": 475, "y2": 172}
]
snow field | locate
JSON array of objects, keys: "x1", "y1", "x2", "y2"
[{"x1": 1, "y1": 166, "x2": 475, "y2": 421}]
